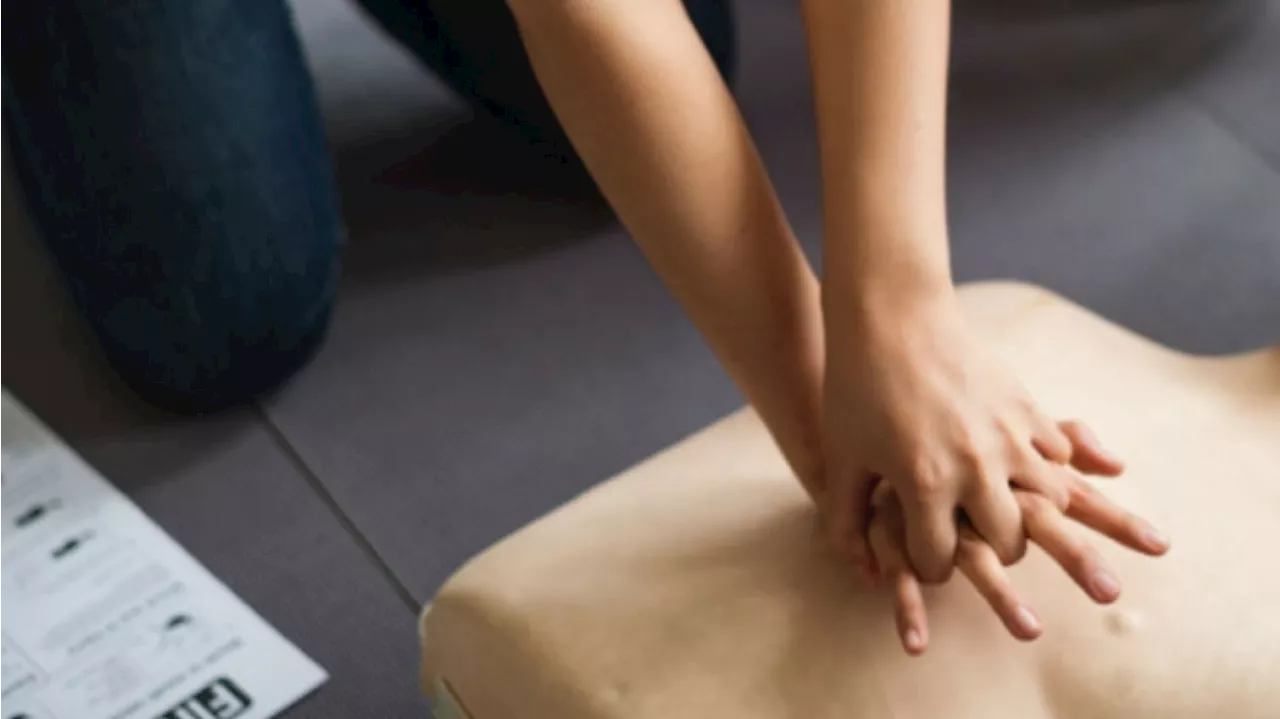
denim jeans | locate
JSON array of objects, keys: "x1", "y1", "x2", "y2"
[{"x1": 3, "y1": 0, "x2": 734, "y2": 412}]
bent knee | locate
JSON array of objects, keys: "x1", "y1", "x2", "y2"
[{"x1": 90, "y1": 255, "x2": 339, "y2": 413}]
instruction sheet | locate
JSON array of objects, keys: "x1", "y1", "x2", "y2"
[{"x1": 2, "y1": 391, "x2": 328, "y2": 719}]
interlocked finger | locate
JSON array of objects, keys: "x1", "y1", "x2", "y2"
[
  {"x1": 1063, "y1": 479, "x2": 1170, "y2": 556},
  {"x1": 1018, "y1": 490, "x2": 1122, "y2": 604},
  {"x1": 868, "y1": 496, "x2": 929, "y2": 655},
  {"x1": 955, "y1": 526, "x2": 1043, "y2": 640}
]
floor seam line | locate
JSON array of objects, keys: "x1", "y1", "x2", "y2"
[
  {"x1": 1182, "y1": 91, "x2": 1280, "y2": 177},
  {"x1": 254, "y1": 403, "x2": 422, "y2": 615}
]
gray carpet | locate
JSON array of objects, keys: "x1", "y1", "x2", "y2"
[{"x1": 4, "y1": 0, "x2": 1277, "y2": 715}]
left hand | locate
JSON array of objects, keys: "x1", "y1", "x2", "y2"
[{"x1": 867, "y1": 450, "x2": 1171, "y2": 656}]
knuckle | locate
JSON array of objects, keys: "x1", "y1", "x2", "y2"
[
  {"x1": 1044, "y1": 482, "x2": 1072, "y2": 511},
  {"x1": 1020, "y1": 493, "x2": 1055, "y2": 523},
  {"x1": 954, "y1": 441, "x2": 985, "y2": 476},
  {"x1": 945, "y1": 422, "x2": 988, "y2": 469},
  {"x1": 1062, "y1": 542, "x2": 1096, "y2": 575},
  {"x1": 1067, "y1": 478, "x2": 1100, "y2": 507},
  {"x1": 996, "y1": 416, "x2": 1025, "y2": 445},
  {"x1": 994, "y1": 537, "x2": 1028, "y2": 566},
  {"x1": 1046, "y1": 424, "x2": 1072, "y2": 449},
  {"x1": 1059, "y1": 420, "x2": 1085, "y2": 444},
  {"x1": 1072, "y1": 477, "x2": 1100, "y2": 500},
  {"x1": 1013, "y1": 446, "x2": 1044, "y2": 473},
  {"x1": 909, "y1": 470, "x2": 948, "y2": 504},
  {"x1": 905, "y1": 454, "x2": 947, "y2": 496},
  {"x1": 955, "y1": 536, "x2": 985, "y2": 567},
  {"x1": 915, "y1": 545, "x2": 955, "y2": 583}
]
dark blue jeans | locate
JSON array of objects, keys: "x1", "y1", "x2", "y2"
[{"x1": 3, "y1": 0, "x2": 734, "y2": 412}]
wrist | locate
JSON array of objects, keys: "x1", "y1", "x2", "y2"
[
  {"x1": 821, "y1": 263, "x2": 957, "y2": 340},
  {"x1": 821, "y1": 218, "x2": 952, "y2": 306}
]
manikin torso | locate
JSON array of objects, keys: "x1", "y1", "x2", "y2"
[{"x1": 421, "y1": 283, "x2": 1280, "y2": 718}]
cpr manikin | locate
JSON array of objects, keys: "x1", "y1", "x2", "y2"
[{"x1": 420, "y1": 283, "x2": 1280, "y2": 718}]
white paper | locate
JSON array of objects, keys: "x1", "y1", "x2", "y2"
[{"x1": 2, "y1": 391, "x2": 328, "y2": 719}]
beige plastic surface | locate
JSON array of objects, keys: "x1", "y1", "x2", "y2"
[{"x1": 421, "y1": 282, "x2": 1280, "y2": 719}]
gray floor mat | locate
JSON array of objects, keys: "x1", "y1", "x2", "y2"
[
  {"x1": 1179, "y1": 0, "x2": 1280, "y2": 165},
  {"x1": 3, "y1": 182, "x2": 427, "y2": 717},
  {"x1": 953, "y1": 0, "x2": 1279, "y2": 346},
  {"x1": 268, "y1": 0, "x2": 1279, "y2": 604}
]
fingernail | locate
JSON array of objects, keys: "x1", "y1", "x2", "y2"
[
  {"x1": 1016, "y1": 605, "x2": 1042, "y2": 635},
  {"x1": 1091, "y1": 570, "x2": 1121, "y2": 601},
  {"x1": 904, "y1": 628, "x2": 924, "y2": 653},
  {"x1": 1140, "y1": 525, "x2": 1169, "y2": 551}
]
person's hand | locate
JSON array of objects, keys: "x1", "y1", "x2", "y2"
[
  {"x1": 820, "y1": 291, "x2": 1127, "y2": 582},
  {"x1": 866, "y1": 455, "x2": 1170, "y2": 655}
]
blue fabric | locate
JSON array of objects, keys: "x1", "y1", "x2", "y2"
[
  {"x1": 4, "y1": 0, "x2": 341, "y2": 411},
  {"x1": 3, "y1": 0, "x2": 735, "y2": 412}
]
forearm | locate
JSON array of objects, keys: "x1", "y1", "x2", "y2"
[
  {"x1": 801, "y1": 0, "x2": 954, "y2": 318},
  {"x1": 508, "y1": 0, "x2": 825, "y2": 488}
]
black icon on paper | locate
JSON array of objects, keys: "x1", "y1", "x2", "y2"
[
  {"x1": 16, "y1": 506, "x2": 46, "y2": 527},
  {"x1": 164, "y1": 614, "x2": 194, "y2": 631},
  {"x1": 50, "y1": 531, "x2": 94, "y2": 561},
  {"x1": 15, "y1": 500, "x2": 62, "y2": 529}
]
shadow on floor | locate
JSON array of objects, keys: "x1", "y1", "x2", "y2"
[
  {"x1": 330, "y1": 111, "x2": 615, "y2": 286},
  {"x1": 322, "y1": 0, "x2": 1255, "y2": 292}
]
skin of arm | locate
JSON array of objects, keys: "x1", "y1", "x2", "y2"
[
  {"x1": 801, "y1": 0, "x2": 1093, "y2": 582},
  {"x1": 801, "y1": 0, "x2": 952, "y2": 304},
  {"x1": 507, "y1": 0, "x2": 1139, "y2": 597},
  {"x1": 506, "y1": 0, "x2": 828, "y2": 495},
  {"x1": 505, "y1": 0, "x2": 1051, "y2": 569}
]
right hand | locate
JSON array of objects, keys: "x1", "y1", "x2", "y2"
[{"x1": 820, "y1": 291, "x2": 1127, "y2": 582}]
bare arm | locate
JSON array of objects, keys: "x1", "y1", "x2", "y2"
[
  {"x1": 800, "y1": 0, "x2": 1116, "y2": 586},
  {"x1": 801, "y1": 0, "x2": 952, "y2": 306},
  {"x1": 506, "y1": 0, "x2": 826, "y2": 492},
  {"x1": 507, "y1": 0, "x2": 1144, "y2": 640}
]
